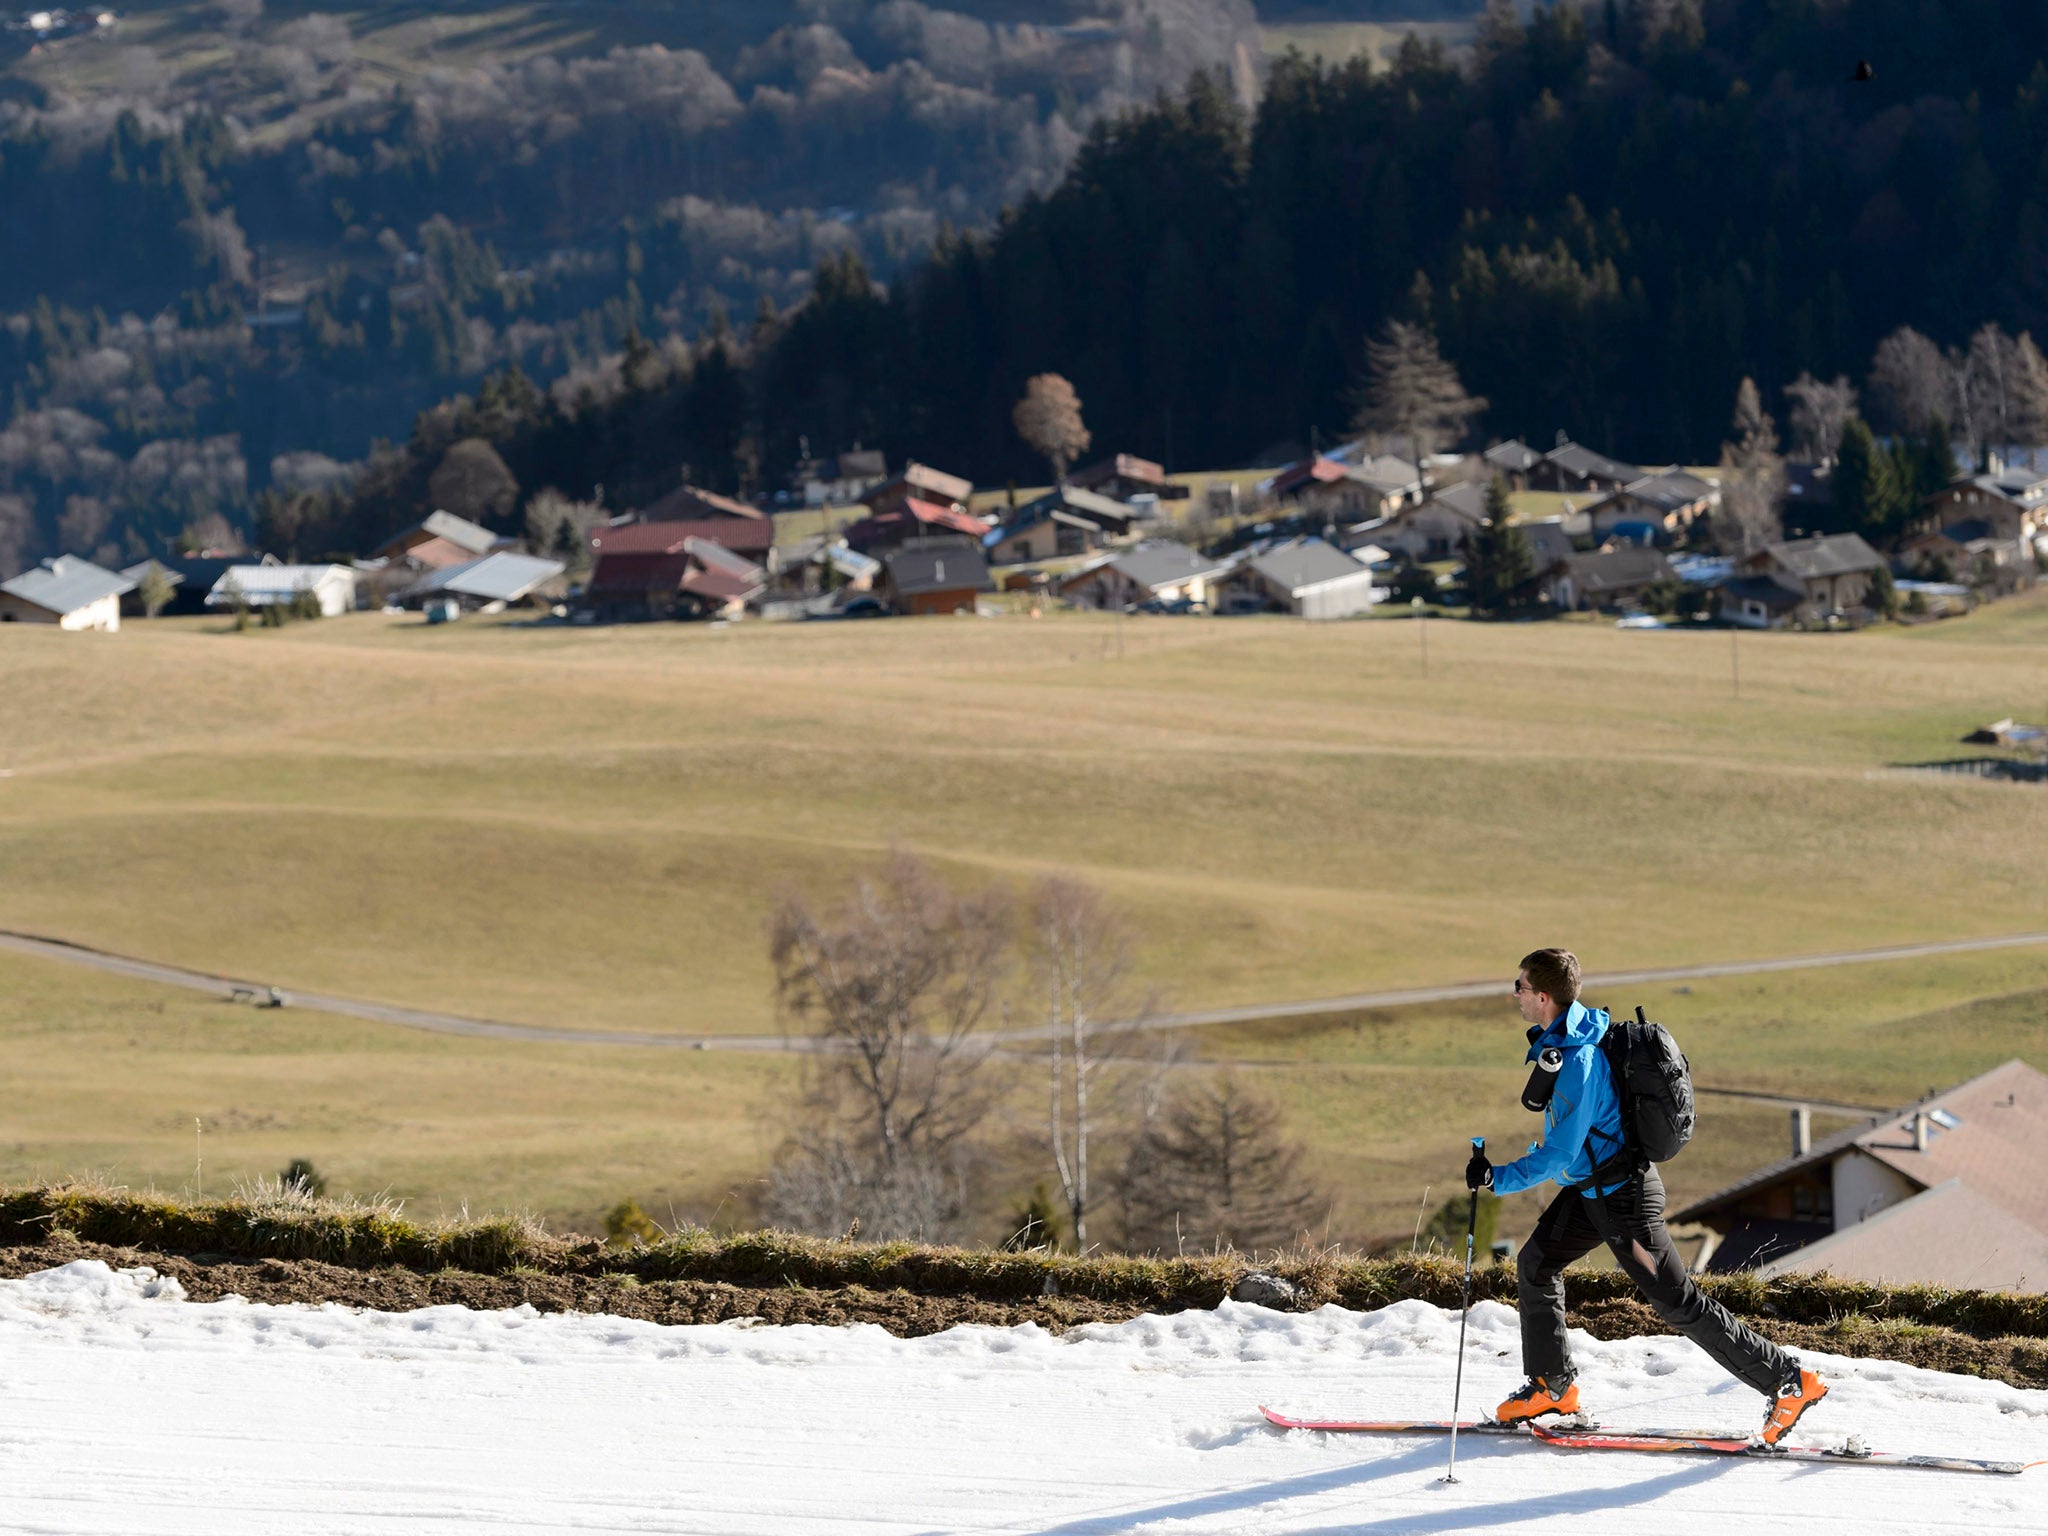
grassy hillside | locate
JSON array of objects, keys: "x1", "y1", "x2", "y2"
[{"x1": 2, "y1": 599, "x2": 2046, "y2": 1237}]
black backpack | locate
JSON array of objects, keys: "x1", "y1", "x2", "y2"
[{"x1": 1597, "y1": 1005, "x2": 1695, "y2": 1165}]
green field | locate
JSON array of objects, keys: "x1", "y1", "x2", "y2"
[{"x1": 3, "y1": 599, "x2": 2046, "y2": 1240}]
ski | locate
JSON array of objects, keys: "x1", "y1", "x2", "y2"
[
  {"x1": 1530, "y1": 1422, "x2": 2042, "y2": 1476},
  {"x1": 1257, "y1": 1408, "x2": 2041, "y2": 1474}
]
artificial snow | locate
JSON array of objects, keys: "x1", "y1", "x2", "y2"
[{"x1": 1, "y1": 1260, "x2": 2045, "y2": 1532}]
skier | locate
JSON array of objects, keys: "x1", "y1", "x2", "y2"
[{"x1": 1465, "y1": 947, "x2": 1828, "y2": 1447}]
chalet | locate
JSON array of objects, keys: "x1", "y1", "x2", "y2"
[
  {"x1": 863, "y1": 462, "x2": 974, "y2": 520},
  {"x1": 1361, "y1": 481, "x2": 1487, "y2": 562},
  {"x1": 0, "y1": 556, "x2": 133, "y2": 630},
  {"x1": 767, "y1": 536, "x2": 880, "y2": 596},
  {"x1": 1918, "y1": 468, "x2": 2048, "y2": 550},
  {"x1": 585, "y1": 533, "x2": 765, "y2": 620},
  {"x1": 1482, "y1": 439, "x2": 1542, "y2": 489},
  {"x1": 588, "y1": 517, "x2": 775, "y2": 565},
  {"x1": 987, "y1": 486, "x2": 1143, "y2": 564},
  {"x1": 1586, "y1": 470, "x2": 1719, "y2": 541},
  {"x1": 1540, "y1": 546, "x2": 1675, "y2": 611},
  {"x1": 634, "y1": 483, "x2": 767, "y2": 523},
  {"x1": 879, "y1": 538, "x2": 990, "y2": 616},
  {"x1": 397, "y1": 552, "x2": 565, "y2": 611},
  {"x1": 375, "y1": 510, "x2": 504, "y2": 571},
  {"x1": 1057, "y1": 540, "x2": 1229, "y2": 611},
  {"x1": 1736, "y1": 533, "x2": 1884, "y2": 626},
  {"x1": 1899, "y1": 519, "x2": 2038, "y2": 597},
  {"x1": 206, "y1": 563, "x2": 357, "y2": 617},
  {"x1": 801, "y1": 448, "x2": 888, "y2": 507},
  {"x1": 135, "y1": 554, "x2": 277, "y2": 616},
  {"x1": 842, "y1": 497, "x2": 989, "y2": 555},
  {"x1": 1719, "y1": 574, "x2": 1804, "y2": 628},
  {"x1": 1519, "y1": 520, "x2": 1575, "y2": 577},
  {"x1": 1068, "y1": 453, "x2": 1187, "y2": 500},
  {"x1": 1274, "y1": 454, "x2": 1424, "y2": 522},
  {"x1": 1217, "y1": 537, "x2": 1378, "y2": 619},
  {"x1": 1674, "y1": 1060, "x2": 2048, "y2": 1291},
  {"x1": 1530, "y1": 439, "x2": 1641, "y2": 494}
]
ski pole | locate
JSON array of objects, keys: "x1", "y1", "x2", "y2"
[{"x1": 1443, "y1": 1136, "x2": 1483, "y2": 1486}]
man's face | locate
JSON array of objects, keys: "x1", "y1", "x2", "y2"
[{"x1": 1513, "y1": 969, "x2": 1553, "y2": 1027}]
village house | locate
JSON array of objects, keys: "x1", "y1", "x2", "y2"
[
  {"x1": 879, "y1": 537, "x2": 990, "y2": 616},
  {"x1": 588, "y1": 516, "x2": 775, "y2": 567},
  {"x1": 987, "y1": 486, "x2": 1144, "y2": 564},
  {"x1": 1674, "y1": 1060, "x2": 2048, "y2": 1291},
  {"x1": 128, "y1": 554, "x2": 275, "y2": 616},
  {"x1": 1585, "y1": 469, "x2": 1720, "y2": 542},
  {"x1": 1733, "y1": 533, "x2": 1884, "y2": 627},
  {"x1": 842, "y1": 496, "x2": 989, "y2": 555},
  {"x1": 1068, "y1": 453, "x2": 1187, "y2": 500},
  {"x1": 374, "y1": 510, "x2": 506, "y2": 571},
  {"x1": 1215, "y1": 537, "x2": 1379, "y2": 619},
  {"x1": 584, "y1": 530, "x2": 765, "y2": 620},
  {"x1": 1899, "y1": 518, "x2": 2038, "y2": 598},
  {"x1": 1482, "y1": 439, "x2": 1542, "y2": 489},
  {"x1": 1057, "y1": 540, "x2": 1230, "y2": 611},
  {"x1": 1272, "y1": 453, "x2": 1424, "y2": 523},
  {"x1": 634, "y1": 483, "x2": 769, "y2": 523},
  {"x1": 863, "y1": 462, "x2": 975, "y2": 520},
  {"x1": 1540, "y1": 545, "x2": 1676, "y2": 611},
  {"x1": 1529, "y1": 438, "x2": 1641, "y2": 495},
  {"x1": 206, "y1": 563, "x2": 358, "y2": 617},
  {"x1": 1353, "y1": 480, "x2": 1487, "y2": 562},
  {"x1": 0, "y1": 555, "x2": 133, "y2": 630},
  {"x1": 1918, "y1": 467, "x2": 2048, "y2": 551},
  {"x1": 766, "y1": 536, "x2": 879, "y2": 597},
  {"x1": 397, "y1": 552, "x2": 565, "y2": 612},
  {"x1": 801, "y1": 448, "x2": 888, "y2": 507}
]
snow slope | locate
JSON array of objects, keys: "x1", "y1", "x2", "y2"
[{"x1": 2, "y1": 1261, "x2": 2045, "y2": 1534}]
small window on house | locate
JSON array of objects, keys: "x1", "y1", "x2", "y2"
[{"x1": 1792, "y1": 1186, "x2": 1813, "y2": 1218}]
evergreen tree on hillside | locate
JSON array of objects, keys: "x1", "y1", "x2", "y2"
[
  {"x1": 1463, "y1": 475, "x2": 1533, "y2": 615},
  {"x1": 1833, "y1": 417, "x2": 1902, "y2": 543},
  {"x1": 1353, "y1": 319, "x2": 1486, "y2": 464}
]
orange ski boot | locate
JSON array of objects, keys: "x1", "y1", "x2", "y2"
[
  {"x1": 1495, "y1": 1374, "x2": 1580, "y2": 1425},
  {"x1": 1760, "y1": 1367, "x2": 1829, "y2": 1447}
]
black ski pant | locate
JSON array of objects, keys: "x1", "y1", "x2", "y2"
[{"x1": 1516, "y1": 1164, "x2": 1793, "y2": 1397}]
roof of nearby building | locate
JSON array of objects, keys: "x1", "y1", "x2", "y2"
[
  {"x1": 1561, "y1": 546, "x2": 1674, "y2": 594},
  {"x1": 1107, "y1": 540, "x2": 1230, "y2": 591},
  {"x1": 1484, "y1": 439, "x2": 1542, "y2": 473},
  {"x1": 878, "y1": 462, "x2": 973, "y2": 506},
  {"x1": 1760, "y1": 532, "x2": 1884, "y2": 580},
  {"x1": 1676, "y1": 1060, "x2": 2048, "y2": 1233},
  {"x1": 1, "y1": 555, "x2": 134, "y2": 614},
  {"x1": 1545, "y1": 440, "x2": 1641, "y2": 483},
  {"x1": 1247, "y1": 538, "x2": 1370, "y2": 593},
  {"x1": 1721, "y1": 574, "x2": 1803, "y2": 611},
  {"x1": 636, "y1": 483, "x2": 767, "y2": 522},
  {"x1": 588, "y1": 517, "x2": 776, "y2": 557},
  {"x1": 883, "y1": 538, "x2": 990, "y2": 597},
  {"x1": 1755, "y1": 1178, "x2": 2048, "y2": 1292},
  {"x1": 1347, "y1": 453, "x2": 1424, "y2": 494},
  {"x1": 403, "y1": 551, "x2": 565, "y2": 604},
  {"x1": 1619, "y1": 469, "x2": 1717, "y2": 513},
  {"x1": 379, "y1": 509, "x2": 501, "y2": 557},
  {"x1": 1422, "y1": 482, "x2": 1491, "y2": 523},
  {"x1": 118, "y1": 558, "x2": 186, "y2": 590},
  {"x1": 1071, "y1": 453, "x2": 1167, "y2": 490}
]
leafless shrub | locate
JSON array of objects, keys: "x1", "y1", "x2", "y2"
[
  {"x1": 763, "y1": 851, "x2": 1012, "y2": 1242},
  {"x1": 1117, "y1": 1075, "x2": 1327, "y2": 1256}
]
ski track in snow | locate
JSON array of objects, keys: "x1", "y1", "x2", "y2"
[{"x1": 1, "y1": 1262, "x2": 2046, "y2": 1534}]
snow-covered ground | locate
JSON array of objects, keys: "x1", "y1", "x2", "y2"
[{"x1": 2, "y1": 1261, "x2": 2046, "y2": 1534}]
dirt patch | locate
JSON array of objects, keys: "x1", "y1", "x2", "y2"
[{"x1": 9, "y1": 1236, "x2": 2045, "y2": 1389}]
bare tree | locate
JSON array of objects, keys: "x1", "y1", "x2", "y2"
[
  {"x1": 523, "y1": 487, "x2": 603, "y2": 577},
  {"x1": 136, "y1": 564, "x2": 176, "y2": 619},
  {"x1": 765, "y1": 852, "x2": 1012, "y2": 1241},
  {"x1": 1352, "y1": 319, "x2": 1486, "y2": 464},
  {"x1": 1868, "y1": 326, "x2": 1958, "y2": 438},
  {"x1": 1962, "y1": 324, "x2": 2048, "y2": 459},
  {"x1": 1782, "y1": 372, "x2": 1857, "y2": 466},
  {"x1": 428, "y1": 437, "x2": 519, "y2": 526},
  {"x1": 1028, "y1": 876, "x2": 1157, "y2": 1253},
  {"x1": 1012, "y1": 373, "x2": 1091, "y2": 481},
  {"x1": 1118, "y1": 1075, "x2": 1326, "y2": 1255},
  {"x1": 1716, "y1": 376, "x2": 1785, "y2": 556}
]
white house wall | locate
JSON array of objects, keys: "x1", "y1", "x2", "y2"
[{"x1": 1832, "y1": 1148, "x2": 1920, "y2": 1227}]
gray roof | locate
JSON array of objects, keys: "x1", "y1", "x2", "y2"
[
  {"x1": 1484, "y1": 439, "x2": 1541, "y2": 473},
  {"x1": 415, "y1": 510, "x2": 501, "y2": 555},
  {"x1": 1, "y1": 556, "x2": 134, "y2": 614},
  {"x1": 1721, "y1": 574, "x2": 1803, "y2": 611},
  {"x1": 1620, "y1": 469, "x2": 1715, "y2": 513},
  {"x1": 1562, "y1": 546, "x2": 1674, "y2": 593},
  {"x1": 1108, "y1": 540, "x2": 1229, "y2": 591},
  {"x1": 1545, "y1": 441, "x2": 1641, "y2": 483},
  {"x1": 119, "y1": 559, "x2": 185, "y2": 589},
  {"x1": 1247, "y1": 538, "x2": 1370, "y2": 593},
  {"x1": 1346, "y1": 453, "x2": 1423, "y2": 494},
  {"x1": 883, "y1": 539, "x2": 990, "y2": 597},
  {"x1": 1762, "y1": 533, "x2": 1883, "y2": 580},
  {"x1": 1424, "y1": 482, "x2": 1491, "y2": 523},
  {"x1": 403, "y1": 551, "x2": 565, "y2": 604}
]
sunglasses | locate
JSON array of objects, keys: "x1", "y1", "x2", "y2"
[{"x1": 1512, "y1": 978, "x2": 1535, "y2": 995}]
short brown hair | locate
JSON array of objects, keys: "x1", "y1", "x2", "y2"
[{"x1": 1519, "y1": 948, "x2": 1580, "y2": 1005}]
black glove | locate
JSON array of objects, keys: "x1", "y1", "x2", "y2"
[{"x1": 1465, "y1": 1148, "x2": 1493, "y2": 1190}]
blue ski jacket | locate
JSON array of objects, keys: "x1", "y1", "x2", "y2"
[{"x1": 1490, "y1": 1000, "x2": 1630, "y2": 1197}]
